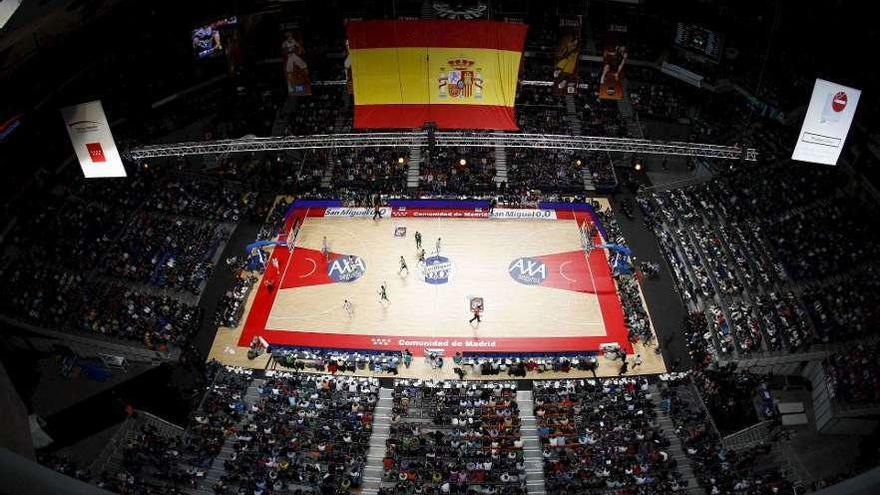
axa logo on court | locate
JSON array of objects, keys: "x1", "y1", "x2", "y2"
[
  {"x1": 424, "y1": 255, "x2": 452, "y2": 285},
  {"x1": 328, "y1": 255, "x2": 366, "y2": 283},
  {"x1": 509, "y1": 257, "x2": 547, "y2": 285}
]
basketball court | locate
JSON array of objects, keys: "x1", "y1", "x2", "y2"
[{"x1": 208, "y1": 199, "x2": 663, "y2": 376}]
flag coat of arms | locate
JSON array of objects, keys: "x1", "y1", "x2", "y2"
[{"x1": 347, "y1": 20, "x2": 527, "y2": 130}]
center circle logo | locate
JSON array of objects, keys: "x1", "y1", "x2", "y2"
[
  {"x1": 424, "y1": 255, "x2": 452, "y2": 285},
  {"x1": 327, "y1": 255, "x2": 366, "y2": 283},
  {"x1": 508, "y1": 257, "x2": 547, "y2": 285}
]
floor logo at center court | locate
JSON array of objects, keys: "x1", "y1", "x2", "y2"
[
  {"x1": 424, "y1": 255, "x2": 452, "y2": 285},
  {"x1": 328, "y1": 255, "x2": 366, "y2": 283},
  {"x1": 508, "y1": 257, "x2": 548, "y2": 285}
]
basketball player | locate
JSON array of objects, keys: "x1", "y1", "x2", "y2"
[
  {"x1": 322, "y1": 236, "x2": 329, "y2": 260},
  {"x1": 399, "y1": 256, "x2": 408, "y2": 276},
  {"x1": 469, "y1": 301, "x2": 483, "y2": 324},
  {"x1": 435, "y1": 237, "x2": 442, "y2": 255},
  {"x1": 271, "y1": 256, "x2": 280, "y2": 273},
  {"x1": 372, "y1": 205, "x2": 383, "y2": 220},
  {"x1": 378, "y1": 282, "x2": 389, "y2": 304},
  {"x1": 415, "y1": 231, "x2": 422, "y2": 250},
  {"x1": 417, "y1": 248, "x2": 426, "y2": 265},
  {"x1": 343, "y1": 299, "x2": 354, "y2": 318}
]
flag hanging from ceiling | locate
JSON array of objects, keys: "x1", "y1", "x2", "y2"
[{"x1": 346, "y1": 20, "x2": 527, "y2": 130}]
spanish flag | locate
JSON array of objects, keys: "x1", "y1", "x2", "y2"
[{"x1": 347, "y1": 20, "x2": 528, "y2": 130}]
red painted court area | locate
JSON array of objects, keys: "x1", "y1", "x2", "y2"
[{"x1": 239, "y1": 206, "x2": 632, "y2": 355}]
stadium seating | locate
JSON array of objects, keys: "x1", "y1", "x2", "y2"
[
  {"x1": 381, "y1": 379, "x2": 526, "y2": 494},
  {"x1": 823, "y1": 342, "x2": 880, "y2": 406},
  {"x1": 222, "y1": 373, "x2": 377, "y2": 493},
  {"x1": 534, "y1": 377, "x2": 684, "y2": 493}
]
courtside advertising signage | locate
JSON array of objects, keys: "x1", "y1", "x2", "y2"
[
  {"x1": 61, "y1": 101, "x2": 126, "y2": 178},
  {"x1": 792, "y1": 79, "x2": 861, "y2": 166}
]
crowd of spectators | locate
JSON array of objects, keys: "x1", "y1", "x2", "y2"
[
  {"x1": 382, "y1": 379, "x2": 526, "y2": 494},
  {"x1": 329, "y1": 147, "x2": 409, "y2": 197},
  {"x1": 637, "y1": 160, "x2": 880, "y2": 356},
  {"x1": 801, "y1": 264, "x2": 880, "y2": 344},
  {"x1": 220, "y1": 372, "x2": 377, "y2": 494},
  {"x1": 629, "y1": 80, "x2": 693, "y2": 123},
  {"x1": 0, "y1": 263, "x2": 201, "y2": 350},
  {"x1": 534, "y1": 377, "x2": 685, "y2": 493},
  {"x1": 420, "y1": 147, "x2": 497, "y2": 195},
  {"x1": 516, "y1": 86, "x2": 571, "y2": 135},
  {"x1": 284, "y1": 87, "x2": 351, "y2": 136},
  {"x1": 579, "y1": 96, "x2": 627, "y2": 138},
  {"x1": 103, "y1": 211, "x2": 228, "y2": 295},
  {"x1": 271, "y1": 347, "x2": 407, "y2": 375},
  {"x1": 186, "y1": 366, "x2": 254, "y2": 470},
  {"x1": 0, "y1": 163, "x2": 254, "y2": 349},
  {"x1": 823, "y1": 342, "x2": 880, "y2": 407},
  {"x1": 506, "y1": 148, "x2": 584, "y2": 194},
  {"x1": 659, "y1": 375, "x2": 793, "y2": 494},
  {"x1": 458, "y1": 353, "x2": 600, "y2": 378},
  {"x1": 690, "y1": 367, "x2": 763, "y2": 434},
  {"x1": 121, "y1": 424, "x2": 202, "y2": 489}
]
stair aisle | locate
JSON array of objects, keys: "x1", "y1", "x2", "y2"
[
  {"x1": 494, "y1": 146, "x2": 507, "y2": 187},
  {"x1": 407, "y1": 147, "x2": 422, "y2": 190},
  {"x1": 360, "y1": 387, "x2": 394, "y2": 495},
  {"x1": 649, "y1": 384, "x2": 704, "y2": 494},
  {"x1": 193, "y1": 379, "x2": 263, "y2": 495},
  {"x1": 517, "y1": 390, "x2": 546, "y2": 495},
  {"x1": 420, "y1": 0, "x2": 434, "y2": 19}
]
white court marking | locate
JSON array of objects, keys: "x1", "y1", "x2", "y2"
[{"x1": 299, "y1": 258, "x2": 317, "y2": 278}]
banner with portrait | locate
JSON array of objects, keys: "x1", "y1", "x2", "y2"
[
  {"x1": 281, "y1": 23, "x2": 311, "y2": 96},
  {"x1": 553, "y1": 16, "x2": 582, "y2": 96}
]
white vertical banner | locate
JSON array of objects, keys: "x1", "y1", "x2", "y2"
[
  {"x1": 61, "y1": 100, "x2": 127, "y2": 178},
  {"x1": 792, "y1": 79, "x2": 861, "y2": 166}
]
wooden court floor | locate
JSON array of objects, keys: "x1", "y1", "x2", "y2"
[
  {"x1": 269, "y1": 216, "x2": 605, "y2": 339},
  {"x1": 208, "y1": 199, "x2": 667, "y2": 378}
]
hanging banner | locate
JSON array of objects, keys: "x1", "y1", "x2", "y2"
[
  {"x1": 347, "y1": 20, "x2": 527, "y2": 130},
  {"x1": 281, "y1": 23, "x2": 311, "y2": 96},
  {"x1": 792, "y1": 79, "x2": 862, "y2": 166},
  {"x1": 344, "y1": 39, "x2": 354, "y2": 95},
  {"x1": 61, "y1": 101, "x2": 126, "y2": 179},
  {"x1": 553, "y1": 16, "x2": 582, "y2": 96}
]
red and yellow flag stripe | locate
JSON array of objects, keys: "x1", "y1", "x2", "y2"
[{"x1": 347, "y1": 21, "x2": 528, "y2": 130}]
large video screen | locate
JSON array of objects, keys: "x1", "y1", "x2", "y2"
[
  {"x1": 192, "y1": 16, "x2": 238, "y2": 60},
  {"x1": 675, "y1": 22, "x2": 724, "y2": 61},
  {"x1": 792, "y1": 79, "x2": 861, "y2": 166}
]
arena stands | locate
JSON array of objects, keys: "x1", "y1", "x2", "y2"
[
  {"x1": 506, "y1": 148, "x2": 584, "y2": 194},
  {"x1": 421, "y1": 147, "x2": 496, "y2": 195},
  {"x1": 659, "y1": 375, "x2": 793, "y2": 494},
  {"x1": 638, "y1": 161, "x2": 880, "y2": 357},
  {"x1": 823, "y1": 342, "x2": 880, "y2": 407},
  {"x1": 222, "y1": 372, "x2": 377, "y2": 493},
  {"x1": 516, "y1": 86, "x2": 571, "y2": 135},
  {"x1": 330, "y1": 148, "x2": 409, "y2": 197},
  {"x1": 382, "y1": 379, "x2": 526, "y2": 494},
  {"x1": 7, "y1": 3, "x2": 880, "y2": 495},
  {"x1": 534, "y1": 377, "x2": 685, "y2": 493}
]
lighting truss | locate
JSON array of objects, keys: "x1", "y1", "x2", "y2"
[{"x1": 126, "y1": 132, "x2": 757, "y2": 161}]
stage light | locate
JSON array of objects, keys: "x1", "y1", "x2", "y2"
[
  {"x1": 398, "y1": 157, "x2": 405, "y2": 164},
  {"x1": 460, "y1": 158, "x2": 467, "y2": 166},
  {"x1": 634, "y1": 162, "x2": 642, "y2": 171},
  {"x1": 576, "y1": 159, "x2": 582, "y2": 166}
]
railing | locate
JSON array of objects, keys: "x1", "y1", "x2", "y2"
[
  {"x1": 127, "y1": 132, "x2": 758, "y2": 162},
  {"x1": 721, "y1": 419, "x2": 775, "y2": 450}
]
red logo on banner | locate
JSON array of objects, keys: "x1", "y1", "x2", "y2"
[
  {"x1": 832, "y1": 91, "x2": 847, "y2": 112},
  {"x1": 86, "y1": 142, "x2": 106, "y2": 162}
]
